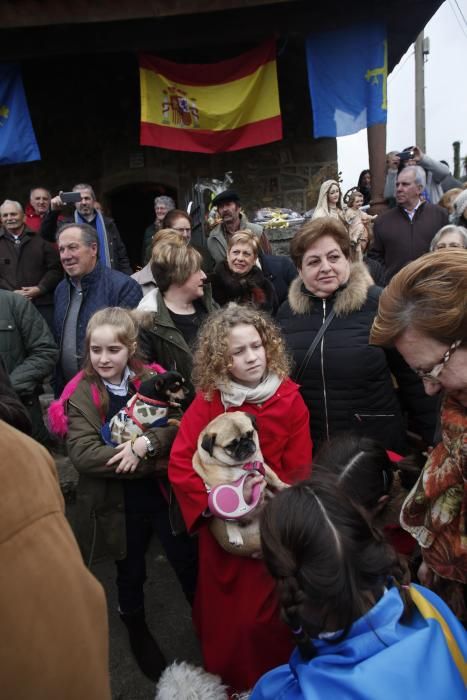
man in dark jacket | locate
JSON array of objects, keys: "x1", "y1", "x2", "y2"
[
  {"x1": 0, "y1": 288, "x2": 58, "y2": 443},
  {"x1": 0, "y1": 199, "x2": 62, "y2": 329},
  {"x1": 54, "y1": 223, "x2": 142, "y2": 393},
  {"x1": 370, "y1": 166, "x2": 448, "y2": 282},
  {"x1": 41, "y1": 183, "x2": 132, "y2": 274}
]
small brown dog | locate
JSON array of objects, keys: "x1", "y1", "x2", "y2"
[{"x1": 193, "y1": 411, "x2": 287, "y2": 556}]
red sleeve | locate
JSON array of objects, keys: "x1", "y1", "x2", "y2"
[
  {"x1": 168, "y1": 394, "x2": 215, "y2": 533},
  {"x1": 387, "y1": 449, "x2": 403, "y2": 463},
  {"x1": 281, "y1": 392, "x2": 313, "y2": 483}
]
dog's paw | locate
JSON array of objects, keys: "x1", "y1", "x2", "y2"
[{"x1": 226, "y1": 522, "x2": 244, "y2": 547}]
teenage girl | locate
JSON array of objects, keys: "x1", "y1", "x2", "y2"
[
  {"x1": 250, "y1": 479, "x2": 466, "y2": 699},
  {"x1": 168, "y1": 303, "x2": 313, "y2": 694},
  {"x1": 48, "y1": 307, "x2": 197, "y2": 683}
]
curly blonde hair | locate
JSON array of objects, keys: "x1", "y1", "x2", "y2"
[{"x1": 192, "y1": 303, "x2": 291, "y2": 397}]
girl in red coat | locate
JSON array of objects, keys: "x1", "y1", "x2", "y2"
[{"x1": 169, "y1": 303, "x2": 313, "y2": 694}]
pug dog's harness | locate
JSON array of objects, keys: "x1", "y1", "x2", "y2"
[{"x1": 207, "y1": 460, "x2": 265, "y2": 520}]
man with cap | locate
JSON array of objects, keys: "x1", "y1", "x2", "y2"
[{"x1": 207, "y1": 189, "x2": 271, "y2": 264}]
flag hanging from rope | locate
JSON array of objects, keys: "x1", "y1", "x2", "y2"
[
  {"x1": 0, "y1": 64, "x2": 41, "y2": 165},
  {"x1": 306, "y1": 23, "x2": 387, "y2": 138},
  {"x1": 139, "y1": 40, "x2": 282, "y2": 153}
]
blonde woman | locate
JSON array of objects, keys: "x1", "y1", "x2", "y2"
[
  {"x1": 169, "y1": 304, "x2": 313, "y2": 694},
  {"x1": 137, "y1": 237, "x2": 217, "y2": 404},
  {"x1": 209, "y1": 230, "x2": 278, "y2": 312}
]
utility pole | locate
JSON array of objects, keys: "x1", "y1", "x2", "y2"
[
  {"x1": 414, "y1": 32, "x2": 429, "y2": 151},
  {"x1": 453, "y1": 141, "x2": 460, "y2": 179}
]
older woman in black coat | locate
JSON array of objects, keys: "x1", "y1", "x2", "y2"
[
  {"x1": 209, "y1": 230, "x2": 278, "y2": 313},
  {"x1": 276, "y1": 217, "x2": 437, "y2": 453}
]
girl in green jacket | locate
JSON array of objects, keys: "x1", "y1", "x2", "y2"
[{"x1": 48, "y1": 307, "x2": 197, "y2": 683}]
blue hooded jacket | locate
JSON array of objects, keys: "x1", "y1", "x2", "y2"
[{"x1": 251, "y1": 584, "x2": 466, "y2": 700}]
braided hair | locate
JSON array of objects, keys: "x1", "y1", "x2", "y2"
[
  {"x1": 260, "y1": 479, "x2": 406, "y2": 660},
  {"x1": 312, "y1": 433, "x2": 422, "y2": 508}
]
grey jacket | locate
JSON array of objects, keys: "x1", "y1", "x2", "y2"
[{"x1": 207, "y1": 214, "x2": 264, "y2": 263}]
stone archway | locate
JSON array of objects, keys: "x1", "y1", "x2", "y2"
[{"x1": 106, "y1": 180, "x2": 178, "y2": 269}]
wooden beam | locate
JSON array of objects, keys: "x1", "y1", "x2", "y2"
[{"x1": 0, "y1": 0, "x2": 296, "y2": 28}]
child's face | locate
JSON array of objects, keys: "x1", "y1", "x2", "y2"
[
  {"x1": 352, "y1": 194, "x2": 364, "y2": 209},
  {"x1": 89, "y1": 324, "x2": 130, "y2": 385},
  {"x1": 227, "y1": 323, "x2": 267, "y2": 388}
]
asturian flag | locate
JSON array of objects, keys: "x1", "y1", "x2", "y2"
[
  {"x1": 0, "y1": 64, "x2": 41, "y2": 165},
  {"x1": 306, "y1": 23, "x2": 387, "y2": 138},
  {"x1": 139, "y1": 40, "x2": 282, "y2": 153}
]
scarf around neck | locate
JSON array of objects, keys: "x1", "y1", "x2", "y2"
[
  {"x1": 218, "y1": 371, "x2": 282, "y2": 410},
  {"x1": 75, "y1": 208, "x2": 111, "y2": 268}
]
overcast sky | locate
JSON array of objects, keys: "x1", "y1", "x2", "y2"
[{"x1": 337, "y1": 0, "x2": 467, "y2": 194}]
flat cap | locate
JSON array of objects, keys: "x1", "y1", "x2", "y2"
[{"x1": 211, "y1": 189, "x2": 240, "y2": 207}]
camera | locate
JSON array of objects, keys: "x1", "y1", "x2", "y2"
[
  {"x1": 397, "y1": 149, "x2": 415, "y2": 162},
  {"x1": 59, "y1": 191, "x2": 82, "y2": 204}
]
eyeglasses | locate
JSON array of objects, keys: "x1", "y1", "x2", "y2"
[
  {"x1": 413, "y1": 339, "x2": 462, "y2": 383},
  {"x1": 172, "y1": 227, "x2": 191, "y2": 233}
]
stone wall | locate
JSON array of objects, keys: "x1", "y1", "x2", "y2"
[{"x1": 0, "y1": 46, "x2": 337, "y2": 264}]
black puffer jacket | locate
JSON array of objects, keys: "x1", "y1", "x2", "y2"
[{"x1": 277, "y1": 262, "x2": 437, "y2": 453}]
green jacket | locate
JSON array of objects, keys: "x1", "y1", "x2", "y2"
[
  {"x1": 66, "y1": 372, "x2": 179, "y2": 564},
  {"x1": 0, "y1": 289, "x2": 57, "y2": 396},
  {"x1": 137, "y1": 287, "x2": 217, "y2": 404}
]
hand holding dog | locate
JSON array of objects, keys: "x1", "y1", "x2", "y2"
[{"x1": 106, "y1": 437, "x2": 148, "y2": 474}]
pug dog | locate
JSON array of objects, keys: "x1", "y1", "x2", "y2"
[{"x1": 193, "y1": 411, "x2": 287, "y2": 556}]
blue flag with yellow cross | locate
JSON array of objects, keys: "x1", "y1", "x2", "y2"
[
  {"x1": 306, "y1": 23, "x2": 387, "y2": 138},
  {"x1": 0, "y1": 63, "x2": 41, "y2": 165}
]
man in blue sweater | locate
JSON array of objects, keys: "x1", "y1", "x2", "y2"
[{"x1": 54, "y1": 223, "x2": 142, "y2": 394}]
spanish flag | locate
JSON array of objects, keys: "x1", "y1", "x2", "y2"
[{"x1": 139, "y1": 40, "x2": 282, "y2": 154}]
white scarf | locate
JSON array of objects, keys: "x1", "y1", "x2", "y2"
[{"x1": 218, "y1": 371, "x2": 282, "y2": 410}]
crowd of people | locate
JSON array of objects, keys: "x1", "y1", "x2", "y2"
[{"x1": 0, "y1": 164, "x2": 466, "y2": 699}]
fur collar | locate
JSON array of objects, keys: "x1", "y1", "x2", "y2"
[{"x1": 287, "y1": 261, "x2": 373, "y2": 316}]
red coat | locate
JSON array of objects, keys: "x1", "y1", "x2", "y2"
[{"x1": 169, "y1": 378, "x2": 313, "y2": 693}]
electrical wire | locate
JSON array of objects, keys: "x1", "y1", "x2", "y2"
[
  {"x1": 452, "y1": 0, "x2": 467, "y2": 26},
  {"x1": 449, "y1": 0, "x2": 467, "y2": 40}
]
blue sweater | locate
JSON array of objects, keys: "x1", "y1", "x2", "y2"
[{"x1": 53, "y1": 262, "x2": 142, "y2": 393}]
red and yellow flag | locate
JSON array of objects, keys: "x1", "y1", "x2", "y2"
[{"x1": 139, "y1": 40, "x2": 282, "y2": 153}]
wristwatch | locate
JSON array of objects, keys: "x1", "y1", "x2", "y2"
[{"x1": 142, "y1": 434, "x2": 156, "y2": 457}]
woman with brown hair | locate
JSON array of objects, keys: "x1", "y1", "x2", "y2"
[
  {"x1": 209, "y1": 230, "x2": 278, "y2": 312},
  {"x1": 277, "y1": 217, "x2": 436, "y2": 453},
  {"x1": 136, "y1": 236, "x2": 216, "y2": 405},
  {"x1": 370, "y1": 250, "x2": 467, "y2": 621},
  {"x1": 249, "y1": 480, "x2": 466, "y2": 699}
]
